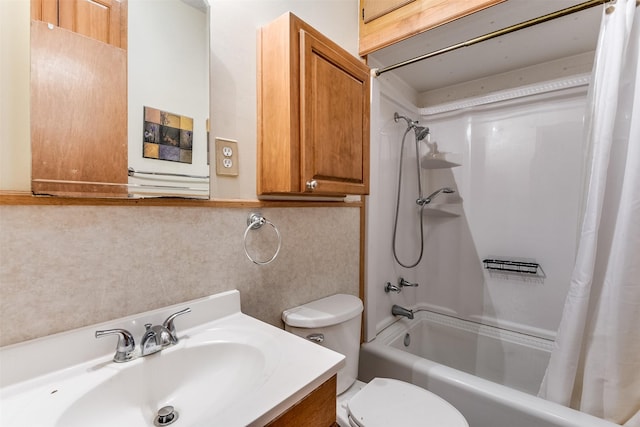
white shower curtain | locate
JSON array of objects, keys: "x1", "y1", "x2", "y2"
[{"x1": 538, "y1": 0, "x2": 640, "y2": 425}]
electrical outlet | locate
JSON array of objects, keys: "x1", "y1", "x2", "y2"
[{"x1": 215, "y1": 138, "x2": 238, "y2": 176}]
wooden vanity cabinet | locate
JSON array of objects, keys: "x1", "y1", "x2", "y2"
[
  {"x1": 266, "y1": 375, "x2": 337, "y2": 427},
  {"x1": 359, "y1": 0, "x2": 504, "y2": 55},
  {"x1": 257, "y1": 12, "x2": 370, "y2": 197}
]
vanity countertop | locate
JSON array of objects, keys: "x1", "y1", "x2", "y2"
[{"x1": 0, "y1": 290, "x2": 344, "y2": 427}]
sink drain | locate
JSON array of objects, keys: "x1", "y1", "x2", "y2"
[{"x1": 154, "y1": 405, "x2": 179, "y2": 426}]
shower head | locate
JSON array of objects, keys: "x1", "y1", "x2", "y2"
[
  {"x1": 416, "y1": 187, "x2": 455, "y2": 206},
  {"x1": 414, "y1": 125, "x2": 429, "y2": 141},
  {"x1": 394, "y1": 112, "x2": 430, "y2": 141}
]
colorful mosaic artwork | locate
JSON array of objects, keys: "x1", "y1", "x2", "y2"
[{"x1": 143, "y1": 106, "x2": 193, "y2": 164}]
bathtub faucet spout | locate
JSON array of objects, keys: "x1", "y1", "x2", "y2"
[{"x1": 392, "y1": 305, "x2": 414, "y2": 320}]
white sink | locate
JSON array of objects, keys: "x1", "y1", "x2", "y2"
[
  {"x1": 59, "y1": 339, "x2": 273, "y2": 426},
  {"x1": 0, "y1": 290, "x2": 344, "y2": 427}
]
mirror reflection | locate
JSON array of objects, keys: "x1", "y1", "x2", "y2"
[
  {"x1": 30, "y1": 0, "x2": 210, "y2": 199},
  {"x1": 127, "y1": 0, "x2": 210, "y2": 198}
]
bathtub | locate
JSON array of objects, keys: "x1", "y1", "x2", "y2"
[{"x1": 358, "y1": 310, "x2": 620, "y2": 427}]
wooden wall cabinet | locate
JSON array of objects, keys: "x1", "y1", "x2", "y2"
[
  {"x1": 257, "y1": 12, "x2": 370, "y2": 197},
  {"x1": 359, "y1": 0, "x2": 505, "y2": 55}
]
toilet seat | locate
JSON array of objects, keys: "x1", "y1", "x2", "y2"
[{"x1": 346, "y1": 378, "x2": 468, "y2": 427}]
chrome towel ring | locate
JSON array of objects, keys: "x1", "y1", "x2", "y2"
[{"x1": 243, "y1": 212, "x2": 282, "y2": 265}]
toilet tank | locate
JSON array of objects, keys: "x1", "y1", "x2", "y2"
[{"x1": 282, "y1": 294, "x2": 363, "y2": 394}]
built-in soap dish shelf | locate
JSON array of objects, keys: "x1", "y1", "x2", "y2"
[
  {"x1": 421, "y1": 152, "x2": 462, "y2": 169},
  {"x1": 422, "y1": 201, "x2": 462, "y2": 217}
]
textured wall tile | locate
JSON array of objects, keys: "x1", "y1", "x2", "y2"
[{"x1": 0, "y1": 205, "x2": 360, "y2": 346}]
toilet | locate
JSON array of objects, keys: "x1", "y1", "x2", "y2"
[{"x1": 282, "y1": 294, "x2": 468, "y2": 427}]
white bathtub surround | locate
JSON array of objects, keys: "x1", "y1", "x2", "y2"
[
  {"x1": 366, "y1": 73, "x2": 589, "y2": 341},
  {"x1": 359, "y1": 314, "x2": 620, "y2": 427},
  {"x1": 538, "y1": 2, "x2": 640, "y2": 425},
  {"x1": 0, "y1": 290, "x2": 344, "y2": 426}
]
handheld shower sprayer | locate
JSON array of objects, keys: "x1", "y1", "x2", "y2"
[
  {"x1": 414, "y1": 125, "x2": 430, "y2": 141},
  {"x1": 392, "y1": 112, "x2": 455, "y2": 268},
  {"x1": 416, "y1": 187, "x2": 455, "y2": 206}
]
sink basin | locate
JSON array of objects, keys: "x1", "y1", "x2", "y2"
[
  {"x1": 0, "y1": 290, "x2": 344, "y2": 427},
  {"x1": 59, "y1": 341, "x2": 270, "y2": 427}
]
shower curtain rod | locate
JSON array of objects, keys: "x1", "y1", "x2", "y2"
[{"x1": 373, "y1": 0, "x2": 607, "y2": 77}]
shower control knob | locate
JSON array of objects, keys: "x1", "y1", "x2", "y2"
[{"x1": 306, "y1": 180, "x2": 318, "y2": 191}]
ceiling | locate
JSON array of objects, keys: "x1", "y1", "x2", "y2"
[{"x1": 369, "y1": 0, "x2": 603, "y2": 93}]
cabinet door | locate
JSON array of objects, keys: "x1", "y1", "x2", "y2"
[
  {"x1": 59, "y1": 0, "x2": 125, "y2": 48},
  {"x1": 31, "y1": 20, "x2": 128, "y2": 197},
  {"x1": 32, "y1": 0, "x2": 126, "y2": 48},
  {"x1": 300, "y1": 31, "x2": 370, "y2": 195}
]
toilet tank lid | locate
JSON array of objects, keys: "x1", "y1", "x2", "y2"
[{"x1": 282, "y1": 294, "x2": 363, "y2": 328}]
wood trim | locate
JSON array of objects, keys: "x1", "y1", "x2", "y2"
[
  {"x1": 359, "y1": 0, "x2": 505, "y2": 55},
  {"x1": 119, "y1": 0, "x2": 127, "y2": 50},
  {"x1": 363, "y1": 0, "x2": 416, "y2": 23},
  {"x1": 0, "y1": 191, "x2": 364, "y2": 208},
  {"x1": 359, "y1": 198, "x2": 366, "y2": 343}
]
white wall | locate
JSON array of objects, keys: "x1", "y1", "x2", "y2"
[
  {"x1": 0, "y1": 0, "x2": 30, "y2": 191},
  {"x1": 366, "y1": 73, "x2": 587, "y2": 341}
]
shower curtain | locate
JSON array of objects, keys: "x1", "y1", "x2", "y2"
[{"x1": 538, "y1": 1, "x2": 640, "y2": 425}]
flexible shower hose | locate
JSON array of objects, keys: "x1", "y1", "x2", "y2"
[{"x1": 392, "y1": 127, "x2": 426, "y2": 268}]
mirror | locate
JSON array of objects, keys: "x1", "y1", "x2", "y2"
[
  {"x1": 30, "y1": 0, "x2": 210, "y2": 199},
  {"x1": 127, "y1": 0, "x2": 210, "y2": 198}
]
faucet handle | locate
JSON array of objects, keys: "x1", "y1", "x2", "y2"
[
  {"x1": 385, "y1": 282, "x2": 401, "y2": 293},
  {"x1": 162, "y1": 307, "x2": 191, "y2": 341},
  {"x1": 399, "y1": 278, "x2": 419, "y2": 288},
  {"x1": 95, "y1": 328, "x2": 135, "y2": 363}
]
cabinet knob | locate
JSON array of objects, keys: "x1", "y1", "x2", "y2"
[{"x1": 306, "y1": 180, "x2": 318, "y2": 191}]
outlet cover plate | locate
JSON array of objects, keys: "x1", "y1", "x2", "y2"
[{"x1": 215, "y1": 137, "x2": 238, "y2": 176}]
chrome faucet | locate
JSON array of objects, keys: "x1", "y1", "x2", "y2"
[
  {"x1": 384, "y1": 282, "x2": 401, "y2": 293},
  {"x1": 95, "y1": 328, "x2": 136, "y2": 363},
  {"x1": 96, "y1": 307, "x2": 191, "y2": 362},
  {"x1": 141, "y1": 307, "x2": 191, "y2": 356},
  {"x1": 385, "y1": 278, "x2": 419, "y2": 293},
  {"x1": 399, "y1": 277, "x2": 419, "y2": 288},
  {"x1": 392, "y1": 304, "x2": 414, "y2": 320}
]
